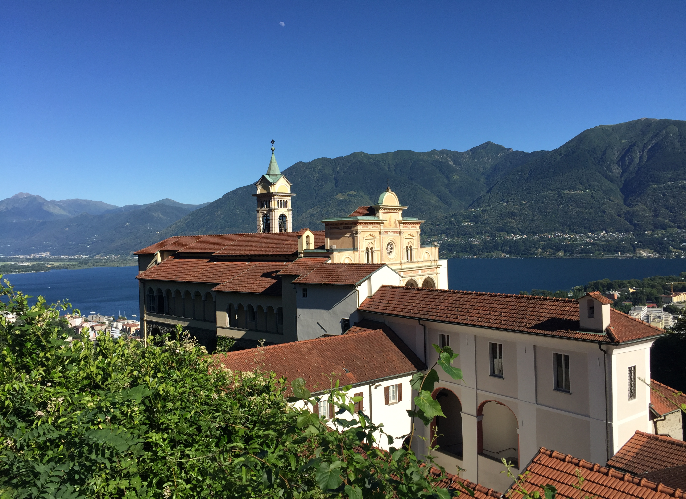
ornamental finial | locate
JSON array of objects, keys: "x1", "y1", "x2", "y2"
[{"x1": 271, "y1": 139, "x2": 275, "y2": 153}]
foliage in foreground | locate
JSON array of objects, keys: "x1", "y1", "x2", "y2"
[{"x1": 0, "y1": 277, "x2": 463, "y2": 498}]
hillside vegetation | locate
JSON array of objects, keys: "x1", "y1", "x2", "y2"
[{"x1": 4, "y1": 119, "x2": 686, "y2": 258}]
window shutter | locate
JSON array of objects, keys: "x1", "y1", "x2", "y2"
[
  {"x1": 312, "y1": 401, "x2": 319, "y2": 415},
  {"x1": 329, "y1": 402, "x2": 334, "y2": 419},
  {"x1": 384, "y1": 386, "x2": 390, "y2": 405},
  {"x1": 397, "y1": 383, "x2": 402, "y2": 402},
  {"x1": 354, "y1": 392, "x2": 363, "y2": 413}
]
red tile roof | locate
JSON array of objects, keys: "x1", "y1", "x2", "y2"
[
  {"x1": 650, "y1": 380, "x2": 686, "y2": 417},
  {"x1": 278, "y1": 258, "x2": 332, "y2": 276},
  {"x1": 511, "y1": 448, "x2": 685, "y2": 499},
  {"x1": 584, "y1": 291, "x2": 614, "y2": 305},
  {"x1": 292, "y1": 263, "x2": 387, "y2": 285},
  {"x1": 642, "y1": 465, "x2": 686, "y2": 492},
  {"x1": 359, "y1": 286, "x2": 663, "y2": 344},
  {"x1": 137, "y1": 258, "x2": 287, "y2": 295},
  {"x1": 349, "y1": 206, "x2": 376, "y2": 217},
  {"x1": 607, "y1": 431, "x2": 686, "y2": 476},
  {"x1": 428, "y1": 468, "x2": 502, "y2": 499},
  {"x1": 212, "y1": 320, "x2": 425, "y2": 394},
  {"x1": 134, "y1": 230, "x2": 325, "y2": 257}
]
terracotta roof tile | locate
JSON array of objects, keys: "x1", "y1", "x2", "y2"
[
  {"x1": 428, "y1": 467, "x2": 503, "y2": 499},
  {"x1": 278, "y1": 258, "x2": 331, "y2": 276},
  {"x1": 607, "y1": 431, "x2": 686, "y2": 476},
  {"x1": 137, "y1": 258, "x2": 287, "y2": 295},
  {"x1": 349, "y1": 206, "x2": 377, "y2": 217},
  {"x1": 135, "y1": 231, "x2": 326, "y2": 257},
  {"x1": 511, "y1": 448, "x2": 685, "y2": 499},
  {"x1": 650, "y1": 380, "x2": 686, "y2": 417},
  {"x1": 133, "y1": 236, "x2": 203, "y2": 255},
  {"x1": 212, "y1": 320, "x2": 425, "y2": 394},
  {"x1": 585, "y1": 291, "x2": 615, "y2": 305},
  {"x1": 292, "y1": 263, "x2": 387, "y2": 285},
  {"x1": 359, "y1": 287, "x2": 663, "y2": 344},
  {"x1": 642, "y1": 465, "x2": 686, "y2": 491}
]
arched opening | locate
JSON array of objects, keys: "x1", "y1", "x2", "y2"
[
  {"x1": 164, "y1": 290, "x2": 173, "y2": 315},
  {"x1": 266, "y1": 306, "x2": 277, "y2": 333},
  {"x1": 247, "y1": 305, "x2": 256, "y2": 326},
  {"x1": 256, "y1": 305, "x2": 266, "y2": 332},
  {"x1": 305, "y1": 235, "x2": 311, "y2": 249},
  {"x1": 147, "y1": 288, "x2": 156, "y2": 313},
  {"x1": 173, "y1": 290, "x2": 183, "y2": 316},
  {"x1": 477, "y1": 400, "x2": 519, "y2": 468},
  {"x1": 405, "y1": 279, "x2": 418, "y2": 288},
  {"x1": 261, "y1": 213, "x2": 270, "y2": 233},
  {"x1": 432, "y1": 389, "x2": 463, "y2": 459},
  {"x1": 193, "y1": 293, "x2": 204, "y2": 321},
  {"x1": 277, "y1": 307, "x2": 284, "y2": 333},
  {"x1": 228, "y1": 304, "x2": 237, "y2": 327},
  {"x1": 422, "y1": 277, "x2": 436, "y2": 289},
  {"x1": 365, "y1": 246, "x2": 374, "y2": 264},
  {"x1": 183, "y1": 291, "x2": 193, "y2": 319},
  {"x1": 204, "y1": 292, "x2": 214, "y2": 323},
  {"x1": 236, "y1": 304, "x2": 246, "y2": 328},
  {"x1": 406, "y1": 245, "x2": 413, "y2": 262},
  {"x1": 155, "y1": 288, "x2": 164, "y2": 314},
  {"x1": 278, "y1": 214, "x2": 288, "y2": 232}
]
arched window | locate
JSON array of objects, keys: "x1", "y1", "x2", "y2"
[
  {"x1": 279, "y1": 214, "x2": 287, "y2": 232},
  {"x1": 284, "y1": 200, "x2": 288, "y2": 208},
  {"x1": 261, "y1": 213, "x2": 270, "y2": 233},
  {"x1": 305, "y1": 235, "x2": 311, "y2": 249},
  {"x1": 406, "y1": 245, "x2": 413, "y2": 261},
  {"x1": 422, "y1": 277, "x2": 436, "y2": 289},
  {"x1": 405, "y1": 279, "x2": 418, "y2": 288},
  {"x1": 365, "y1": 246, "x2": 373, "y2": 264}
]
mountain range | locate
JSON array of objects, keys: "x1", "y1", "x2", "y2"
[{"x1": 3, "y1": 118, "x2": 685, "y2": 258}]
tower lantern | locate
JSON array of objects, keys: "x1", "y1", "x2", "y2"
[{"x1": 253, "y1": 140, "x2": 294, "y2": 233}]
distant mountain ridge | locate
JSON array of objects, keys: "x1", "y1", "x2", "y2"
[
  {"x1": 4, "y1": 118, "x2": 685, "y2": 258},
  {"x1": 0, "y1": 195, "x2": 207, "y2": 256}
]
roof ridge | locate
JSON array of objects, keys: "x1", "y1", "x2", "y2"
[
  {"x1": 383, "y1": 285, "x2": 577, "y2": 302},
  {"x1": 633, "y1": 430, "x2": 686, "y2": 447}
]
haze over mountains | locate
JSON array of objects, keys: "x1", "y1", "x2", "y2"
[{"x1": 3, "y1": 118, "x2": 685, "y2": 258}]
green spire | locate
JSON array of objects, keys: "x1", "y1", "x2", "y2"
[{"x1": 264, "y1": 139, "x2": 282, "y2": 182}]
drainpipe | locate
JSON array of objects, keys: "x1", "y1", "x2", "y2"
[
  {"x1": 418, "y1": 320, "x2": 427, "y2": 365},
  {"x1": 598, "y1": 342, "x2": 610, "y2": 462}
]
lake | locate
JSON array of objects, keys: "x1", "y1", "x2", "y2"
[{"x1": 3, "y1": 259, "x2": 686, "y2": 316}]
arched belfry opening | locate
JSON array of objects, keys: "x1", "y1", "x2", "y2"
[{"x1": 253, "y1": 140, "x2": 294, "y2": 233}]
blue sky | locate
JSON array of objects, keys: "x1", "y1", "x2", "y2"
[{"x1": 2, "y1": 1, "x2": 685, "y2": 206}]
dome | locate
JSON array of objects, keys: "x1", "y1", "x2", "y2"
[{"x1": 377, "y1": 187, "x2": 400, "y2": 206}]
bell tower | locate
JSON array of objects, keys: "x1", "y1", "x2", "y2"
[{"x1": 253, "y1": 140, "x2": 294, "y2": 233}]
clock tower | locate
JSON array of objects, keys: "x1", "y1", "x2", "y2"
[{"x1": 253, "y1": 141, "x2": 294, "y2": 233}]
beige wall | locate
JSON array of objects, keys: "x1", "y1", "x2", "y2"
[{"x1": 535, "y1": 346, "x2": 590, "y2": 416}]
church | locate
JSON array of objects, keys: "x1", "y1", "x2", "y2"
[{"x1": 135, "y1": 143, "x2": 447, "y2": 349}]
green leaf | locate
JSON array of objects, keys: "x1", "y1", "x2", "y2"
[
  {"x1": 414, "y1": 391, "x2": 444, "y2": 421},
  {"x1": 291, "y1": 377, "x2": 311, "y2": 400},
  {"x1": 316, "y1": 461, "x2": 343, "y2": 490},
  {"x1": 437, "y1": 350, "x2": 462, "y2": 381},
  {"x1": 435, "y1": 487, "x2": 452, "y2": 499},
  {"x1": 543, "y1": 485, "x2": 557, "y2": 499},
  {"x1": 345, "y1": 484, "x2": 363, "y2": 499}
]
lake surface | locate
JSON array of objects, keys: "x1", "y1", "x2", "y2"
[{"x1": 3, "y1": 259, "x2": 686, "y2": 316}]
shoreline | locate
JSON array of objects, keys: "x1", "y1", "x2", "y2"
[{"x1": 0, "y1": 258, "x2": 137, "y2": 275}]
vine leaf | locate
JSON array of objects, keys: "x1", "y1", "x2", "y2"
[
  {"x1": 316, "y1": 461, "x2": 343, "y2": 490},
  {"x1": 414, "y1": 391, "x2": 444, "y2": 422}
]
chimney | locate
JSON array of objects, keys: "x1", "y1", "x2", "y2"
[{"x1": 578, "y1": 292, "x2": 612, "y2": 332}]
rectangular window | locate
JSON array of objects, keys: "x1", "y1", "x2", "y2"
[
  {"x1": 384, "y1": 383, "x2": 403, "y2": 405},
  {"x1": 628, "y1": 366, "x2": 636, "y2": 400},
  {"x1": 554, "y1": 353, "x2": 571, "y2": 392},
  {"x1": 353, "y1": 392, "x2": 363, "y2": 413},
  {"x1": 302, "y1": 288, "x2": 307, "y2": 298},
  {"x1": 439, "y1": 333, "x2": 450, "y2": 348},
  {"x1": 490, "y1": 342, "x2": 503, "y2": 377},
  {"x1": 317, "y1": 399, "x2": 333, "y2": 419}
]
